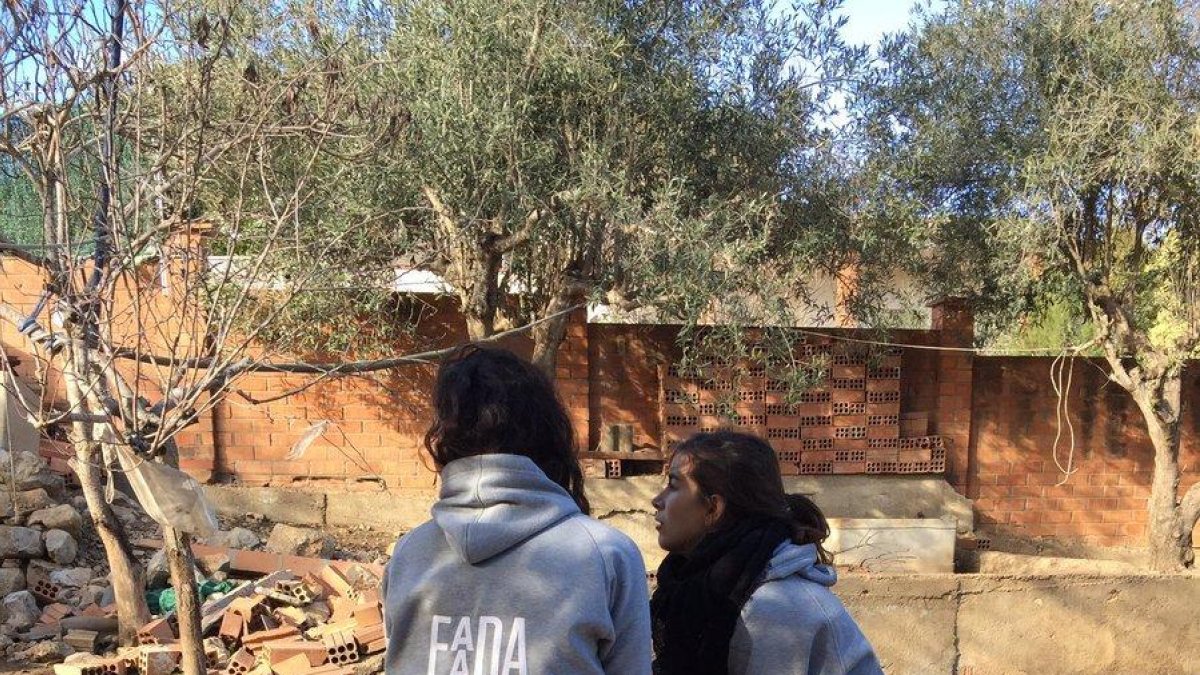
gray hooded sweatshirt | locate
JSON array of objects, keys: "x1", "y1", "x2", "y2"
[
  {"x1": 381, "y1": 454, "x2": 652, "y2": 675},
  {"x1": 728, "y1": 541, "x2": 882, "y2": 675}
]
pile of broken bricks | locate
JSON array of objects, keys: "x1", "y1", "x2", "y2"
[
  {"x1": 1, "y1": 442, "x2": 392, "y2": 674},
  {"x1": 56, "y1": 562, "x2": 387, "y2": 675}
]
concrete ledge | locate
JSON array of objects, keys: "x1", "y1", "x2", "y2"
[
  {"x1": 977, "y1": 550, "x2": 1142, "y2": 575},
  {"x1": 783, "y1": 475, "x2": 974, "y2": 533},
  {"x1": 203, "y1": 486, "x2": 326, "y2": 526},
  {"x1": 828, "y1": 517, "x2": 957, "y2": 573},
  {"x1": 202, "y1": 473, "x2": 972, "y2": 536},
  {"x1": 325, "y1": 492, "x2": 435, "y2": 531}
]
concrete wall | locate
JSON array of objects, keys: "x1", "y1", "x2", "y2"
[
  {"x1": 203, "y1": 480, "x2": 1200, "y2": 674},
  {"x1": 206, "y1": 475, "x2": 974, "y2": 572},
  {"x1": 839, "y1": 573, "x2": 1200, "y2": 675}
]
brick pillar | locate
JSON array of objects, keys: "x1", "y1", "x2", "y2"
[
  {"x1": 555, "y1": 308, "x2": 591, "y2": 451},
  {"x1": 929, "y1": 298, "x2": 974, "y2": 494},
  {"x1": 163, "y1": 220, "x2": 218, "y2": 482}
]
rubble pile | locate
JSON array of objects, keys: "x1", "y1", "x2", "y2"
[
  {"x1": 57, "y1": 564, "x2": 386, "y2": 675},
  {"x1": 0, "y1": 448, "x2": 388, "y2": 674},
  {"x1": 0, "y1": 448, "x2": 112, "y2": 664}
]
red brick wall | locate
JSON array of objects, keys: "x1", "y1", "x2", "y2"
[
  {"x1": 969, "y1": 357, "x2": 1200, "y2": 546},
  {"x1": 8, "y1": 247, "x2": 1199, "y2": 549},
  {"x1": 587, "y1": 323, "x2": 677, "y2": 453},
  {"x1": 0, "y1": 254, "x2": 218, "y2": 471},
  {"x1": 585, "y1": 322, "x2": 972, "y2": 474},
  {"x1": 201, "y1": 297, "x2": 592, "y2": 490}
]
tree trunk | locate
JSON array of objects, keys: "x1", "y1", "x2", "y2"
[
  {"x1": 449, "y1": 232, "x2": 506, "y2": 342},
  {"x1": 72, "y1": 447, "x2": 152, "y2": 644},
  {"x1": 463, "y1": 313, "x2": 493, "y2": 341},
  {"x1": 165, "y1": 526, "x2": 206, "y2": 675},
  {"x1": 1137, "y1": 413, "x2": 1185, "y2": 569},
  {"x1": 63, "y1": 353, "x2": 151, "y2": 645},
  {"x1": 1127, "y1": 374, "x2": 1192, "y2": 571},
  {"x1": 530, "y1": 295, "x2": 576, "y2": 377}
]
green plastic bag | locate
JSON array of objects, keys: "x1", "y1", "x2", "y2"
[{"x1": 147, "y1": 580, "x2": 235, "y2": 614}]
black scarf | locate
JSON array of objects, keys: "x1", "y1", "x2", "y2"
[{"x1": 649, "y1": 517, "x2": 792, "y2": 675}]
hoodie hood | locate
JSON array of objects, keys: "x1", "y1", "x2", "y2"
[
  {"x1": 760, "y1": 541, "x2": 838, "y2": 587},
  {"x1": 431, "y1": 453, "x2": 580, "y2": 564}
]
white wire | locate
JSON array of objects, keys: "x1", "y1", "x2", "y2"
[
  {"x1": 790, "y1": 326, "x2": 1092, "y2": 356},
  {"x1": 1050, "y1": 352, "x2": 1079, "y2": 484}
]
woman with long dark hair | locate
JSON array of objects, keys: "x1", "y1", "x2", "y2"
[
  {"x1": 650, "y1": 430, "x2": 880, "y2": 675},
  {"x1": 382, "y1": 344, "x2": 651, "y2": 674}
]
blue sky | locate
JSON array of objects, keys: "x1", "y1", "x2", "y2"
[{"x1": 838, "y1": 0, "x2": 935, "y2": 47}]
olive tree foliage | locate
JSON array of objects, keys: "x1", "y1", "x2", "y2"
[
  {"x1": 311, "y1": 0, "x2": 868, "y2": 372},
  {"x1": 0, "y1": 0, "x2": 402, "y2": 666},
  {"x1": 855, "y1": 0, "x2": 1200, "y2": 570}
]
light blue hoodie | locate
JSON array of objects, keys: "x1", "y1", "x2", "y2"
[
  {"x1": 728, "y1": 542, "x2": 882, "y2": 675},
  {"x1": 381, "y1": 454, "x2": 652, "y2": 675}
]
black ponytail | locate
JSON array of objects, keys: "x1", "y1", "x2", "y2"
[{"x1": 674, "y1": 430, "x2": 835, "y2": 565}]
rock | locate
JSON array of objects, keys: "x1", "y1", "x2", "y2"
[
  {"x1": 0, "y1": 450, "x2": 48, "y2": 488},
  {"x1": 265, "y1": 524, "x2": 334, "y2": 558},
  {"x1": 145, "y1": 549, "x2": 202, "y2": 588},
  {"x1": 0, "y1": 526, "x2": 44, "y2": 558},
  {"x1": 29, "y1": 473, "x2": 66, "y2": 501},
  {"x1": 48, "y1": 567, "x2": 91, "y2": 589},
  {"x1": 22, "y1": 639, "x2": 73, "y2": 662},
  {"x1": 351, "y1": 653, "x2": 386, "y2": 675},
  {"x1": 304, "y1": 601, "x2": 331, "y2": 625},
  {"x1": 44, "y1": 530, "x2": 78, "y2": 566},
  {"x1": 27, "y1": 505, "x2": 83, "y2": 539},
  {"x1": 0, "y1": 451, "x2": 66, "y2": 500},
  {"x1": 2, "y1": 590, "x2": 40, "y2": 631},
  {"x1": 145, "y1": 549, "x2": 170, "y2": 588},
  {"x1": 61, "y1": 653, "x2": 108, "y2": 671},
  {"x1": 78, "y1": 585, "x2": 107, "y2": 608},
  {"x1": 71, "y1": 496, "x2": 88, "y2": 512},
  {"x1": 0, "y1": 569, "x2": 24, "y2": 597},
  {"x1": 204, "y1": 527, "x2": 261, "y2": 550},
  {"x1": 111, "y1": 505, "x2": 139, "y2": 526},
  {"x1": 0, "y1": 488, "x2": 56, "y2": 517},
  {"x1": 343, "y1": 563, "x2": 379, "y2": 590},
  {"x1": 55, "y1": 586, "x2": 80, "y2": 606},
  {"x1": 195, "y1": 553, "x2": 231, "y2": 578}
]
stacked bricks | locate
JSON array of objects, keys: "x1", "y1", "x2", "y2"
[{"x1": 660, "y1": 335, "x2": 947, "y2": 476}]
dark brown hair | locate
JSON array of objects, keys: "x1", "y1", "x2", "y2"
[
  {"x1": 424, "y1": 343, "x2": 590, "y2": 514},
  {"x1": 673, "y1": 430, "x2": 832, "y2": 564}
]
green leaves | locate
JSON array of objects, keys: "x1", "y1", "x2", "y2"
[{"x1": 855, "y1": 0, "x2": 1200, "y2": 356}]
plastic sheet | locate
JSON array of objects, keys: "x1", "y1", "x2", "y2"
[{"x1": 116, "y1": 446, "x2": 219, "y2": 536}]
